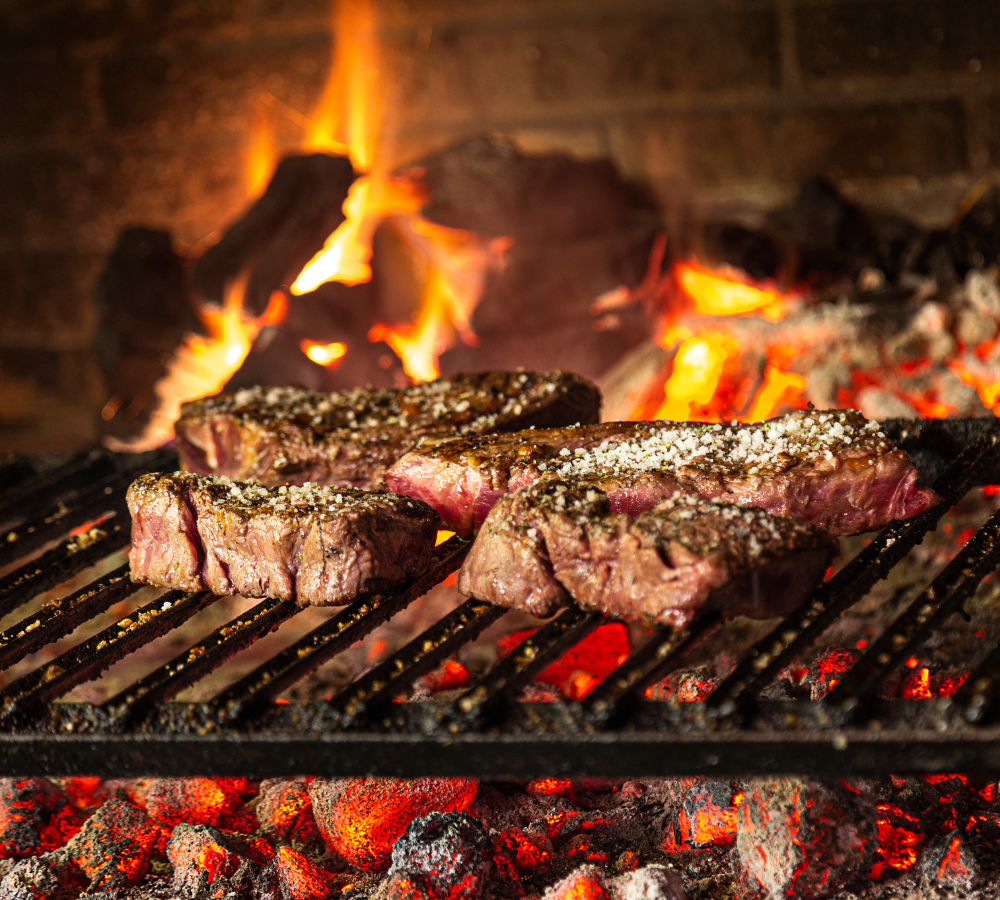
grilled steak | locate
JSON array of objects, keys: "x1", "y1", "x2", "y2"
[
  {"x1": 175, "y1": 370, "x2": 600, "y2": 490},
  {"x1": 387, "y1": 410, "x2": 940, "y2": 536},
  {"x1": 127, "y1": 473, "x2": 439, "y2": 606},
  {"x1": 458, "y1": 480, "x2": 835, "y2": 627}
]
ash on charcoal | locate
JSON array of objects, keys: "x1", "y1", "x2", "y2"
[
  {"x1": 389, "y1": 811, "x2": 491, "y2": 900},
  {"x1": 166, "y1": 823, "x2": 268, "y2": 898},
  {"x1": 921, "y1": 830, "x2": 981, "y2": 891},
  {"x1": 0, "y1": 850, "x2": 86, "y2": 900},
  {"x1": 736, "y1": 779, "x2": 877, "y2": 900},
  {"x1": 0, "y1": 779, "x2": 80, "y2": 861},
  {"x1": 608, "y1": 865, "x2": 688, "y2": 900},
  {"x1": 540, "y1": 864, "x2": 610, "y2": 900}
]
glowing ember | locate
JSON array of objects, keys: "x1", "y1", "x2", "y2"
[
  {"x1": 869, "y1": 804, "x2": 924, "y2": 879},
  {"x1": 675, "y1": 261, "x2": 790, "y2": 321},
  {"x1": 104, "y1": 282, "x2": 286, "y2": 452},
  {"x1": 300, "y1": 339, "x2": 348, "y2": 367}
]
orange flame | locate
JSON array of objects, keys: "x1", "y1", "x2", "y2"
[
  {"x1": 675, "y1": 260, "x2": 790, "y2": 321},
  {"x1": 104, "y1": 284, "x2": 286, "y2": 451},
  {"x1": 300, "y1": 339, "x2": 347, "y2": 367},
  {"x1": 246, "y1": 104, "x2": 276, "y2": 197},
  {"x1": 653, "y1": 332, "x2": 739, "y2": 421}
]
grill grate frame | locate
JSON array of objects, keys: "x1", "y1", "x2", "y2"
[{"x1": 0, "y1": 421, "x2": 998, "y2": 777}]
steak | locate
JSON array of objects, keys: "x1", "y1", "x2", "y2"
[
  {"x1": 458, "y1": 480, "x2": 836, "y2": 627},
  {"x1": 387, "y1": 409, "x2": 940, "y2": 536},
  {"x1": 127, "y1": 472, "x2": 439, "y2": 606},
  {"x1": 174, "y1": 370, "x2": 600, "y2": 490}
]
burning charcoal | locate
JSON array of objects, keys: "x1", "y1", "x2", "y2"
[
  {"x1": 275, "y1": 846, "x2": 333, "y2": 900},
  {"x1": 308, "y1": 778, "x2": 478, "y2": 871},
  {"x1": 192, "y1": 153, "x2": 357, "y2": 317},
  {"x1": 389, "y1": 811, "x2": 491, "y2": 900},
  {"x1": 167, "y1": 823, "x2": 266, "y2": 897},
  {"x1": 65, "y1": 799, "x2": 158, "y2": 890},
  {"x1": 0, "y1": 850, "x2": 86, "y2": 900},
  {"x1": 921, "y1": 830, "x2": 980, "y2": 890},
  {"x1": 804, "y1": 647, "x2": 860, "y2": 700},
  {"x1": 257, "y1": 777, "x2": 320, "y2": 845},
  {"x1": 607, "y1": 865, "x2": 688, "y2": 900},
  {"x1": 0, "y1": 779, "x2": 81, "y2": 859},
  {"x1": 540, "y1": 864, "x2": 610, "y2": 900},
  {"x1": 869, "y1": 804, "x2": 925, "y2": 880},
  {"x1": 736, "y1": 779, "x2": 877, "y2": 899},
  {"x1": 679, "y1": 783, "x2": 740, "y2": 849},
  {"x1": 127, "y1": 776, "x2": 244, "y2": 830},
  {"x1": 492, "y1": 826, "x2": 554, "y2": 879}
]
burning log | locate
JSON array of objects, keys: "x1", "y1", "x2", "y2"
[
  {"x1": 389, "y1": 811, "x2": 492, "y2": 900},
  {"x1": 192, "y1": 153, "x2": 357, "y2": 318},
  {"x1": 307, "y1": 777, "x2": 478, "y2": 871},
  {"x1": 64, "y1": 799, "x2": 158, "y2": 890},
  {"x1": 735, "y1": 779, "x2": 877, "y2": 899}
]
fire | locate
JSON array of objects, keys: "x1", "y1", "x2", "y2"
[
  {"x1": 246, "y1": 103, "x2": 276, "y2": 197},
  {"x1": 675, "y1": 260, "x2": 790, "y2": 321},
  {"x1": 104, "y1": 283, "x2": 286, "y2": 452},
  {"x1": 653, "y1": 332, "x2": 739, "y2": 421},
  {"x1": 300, "y1": 339, "x2": 347, "y2": 367}
]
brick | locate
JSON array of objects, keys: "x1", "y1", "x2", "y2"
[
  {"x1": 387, "y1": 7, "x2": 778, "y2": 125},
  {"x1": 0, "y1": 253, "x2": 102, "y2": 343},
  {"x1": 0, "y1": 55, "x2": 91, "y2": 139},
  {"x1": 100, "y1": 37, "x2": 330, "y2": 138},
  {"x1": 634, "y1": 100, "x2": 968, "y2": 189},
  {"x1": 796, "y1": 0, "x2": 1000, "y2": 82}
]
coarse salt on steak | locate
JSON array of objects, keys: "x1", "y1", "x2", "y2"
[
  {"x1": 387, "y1": 409, "x2": 939, "y2": 536},
  {"x1": 174, "y1": 370, "x2": 600, "y2": 490},
  {"x1": 458, "y1": 480, "x2": 836, "y2": 627},
  {"x1": 127, "y1": 472, "x2": 439, "y2": 606}
]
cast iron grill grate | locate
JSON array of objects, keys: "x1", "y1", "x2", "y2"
[{"x1": 0, "y1": 420, "x2": 999, "y2": 779}]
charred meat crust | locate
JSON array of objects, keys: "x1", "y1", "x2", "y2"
[
  {"x1": 174, "y1": 370, "x2": 601, "y2": 490},
  {"x1": 459, "y1": 480, "x2": 836, "y2": 628},
  {"x1": 389, "y1": 409, "x2": 941, "y2": 536},
  {"x1": 127, "y1": 472, "x2": 439, "y2": 606}
]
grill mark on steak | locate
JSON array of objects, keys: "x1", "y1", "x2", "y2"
[
  {"x1": 174, "y1": 370, "x2": 600, "y2": 490},
  {"x1": 127, "y1": 473, "x2": 440, "y2": 606},
  {"x1": 387, "y1": 409, "x2": 940, "y2": 536},
  {"x1": 459, "y1": 480, "x2": 836, "y2": 627}
]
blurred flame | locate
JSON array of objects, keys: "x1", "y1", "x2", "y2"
[
  {"x1": 104, "y1": 285, "x2": 287, "y2": 452},
  {"x1": 300, "y1": 340, "x2": 347, "y2": 366},
  {"x1": 246, "y1": 106, "x2": 276, "y2": 197},
  {"x1": 653, "y1": 333, "x2": 739, "y2": 421},
  {"x1": 675, "y1": 260, "x2": 789, "y2": 321}
]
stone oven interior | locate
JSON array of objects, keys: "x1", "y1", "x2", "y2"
[{"x1": 4, "y1": 2, "x2": 1000, "y2": 899}]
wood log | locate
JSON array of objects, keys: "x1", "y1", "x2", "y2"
[{"x1": 192, "y1": 153, "x2": 356, "y2": 317}]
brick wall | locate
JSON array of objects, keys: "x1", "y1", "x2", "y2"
[{"x1": 2, "y1": 0, "x2": 999, "y2": 449}]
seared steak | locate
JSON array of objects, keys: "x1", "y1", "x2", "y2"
[
  {"x1": 175, "y1": 370, "x2": 600, "y2": 489},
  {"x1": 127, "y1": 472, "x2": 439, "y2": 606},
  {"x1": 387, "y1": 410, "x2": 939, "y2": 536},
  {"x1": 458, "y1": 480, "x2": 835, "y2": 627}
]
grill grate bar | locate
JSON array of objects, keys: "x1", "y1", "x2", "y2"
[
  {"x1": 826, "y1": 506, "x2": 1000, "y2": 717},
  {"x1": 948, "y1": 643, "x2": 1000, "y2": 724},
  {"x1": 0, "y1": 520, "x2": 130, "y2": 621},
  {"x1": 0, "y1": 484, "x2": 126, "y2": 573},
  {"x1": 104, "y1": 596, "x2": 300, "y2": 728},
  {"x1": 0, "y1": 452, "x2": 113, "y2": 528},
  {"x1": 580, "y1": 614, "x2": 721, "y2": 729},
  {"x1": 328, "y1": 598, "x2": 505, "y2": 726},
  {"x1": 213, "y1": 537, "x2": 471, "y2": 722},
  {"x1": 704, "y1": 428, "x2": 1000, "y2": 721},
  {"x1": 0, "y1": 589, "x2": 216, "y2": 724},
  {"x1": 447, "y1": 606, "x2": 603, "y2": 732},
  {"x1": 0, "y1": 564, "x2": 142, "y2": 672}
]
